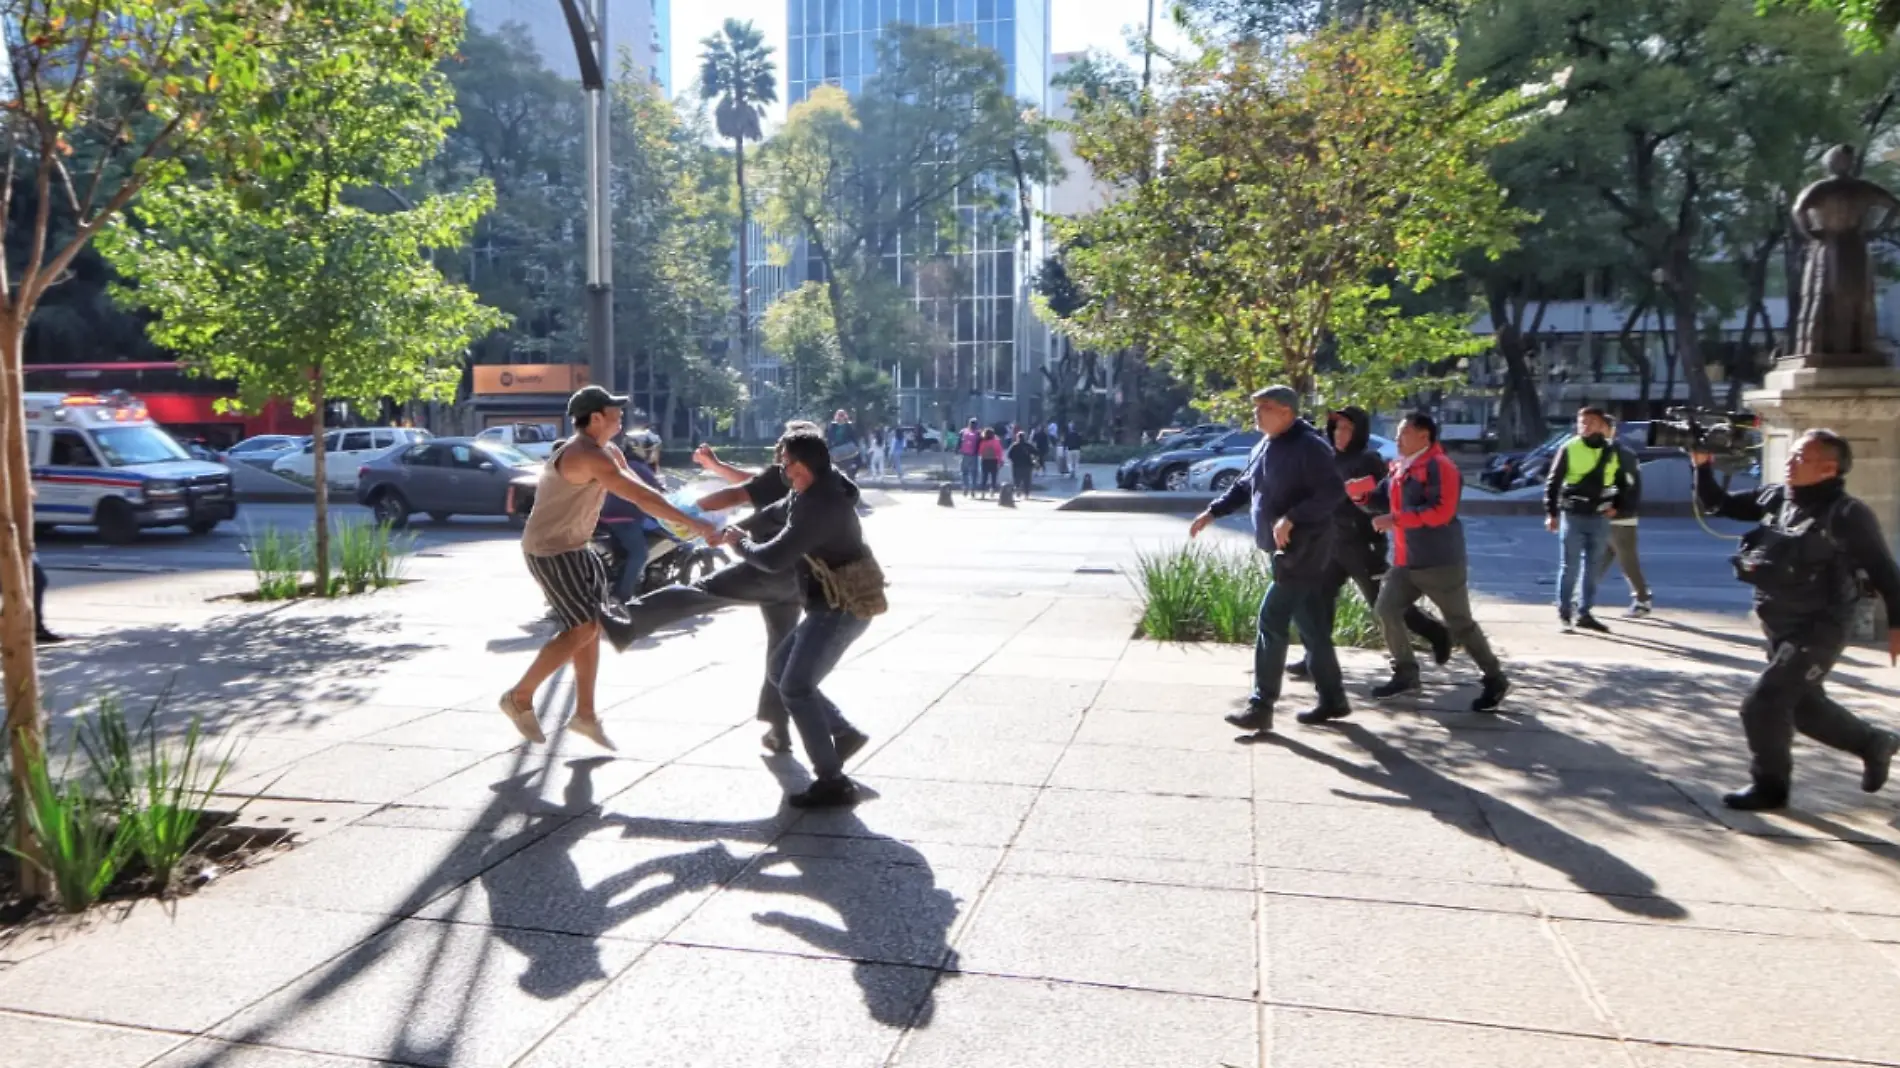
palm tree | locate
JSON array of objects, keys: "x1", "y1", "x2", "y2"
[{"x1": 699, "y1": 19, "x2": 777, "y2": 363}]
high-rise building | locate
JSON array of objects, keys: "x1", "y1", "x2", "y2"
[
  {"x1": 467, "y1": 0, "x2": 666, "y2": 89},
  {"x1": 778, "y1": 0, "x2": 1052, "y2": 427}
]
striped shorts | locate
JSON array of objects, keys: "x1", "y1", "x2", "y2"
[{"x1": 524, "y1": 548, "x2": 610, "y2": 632}]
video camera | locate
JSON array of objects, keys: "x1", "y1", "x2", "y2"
[{"x1": 1645, "y1": 407, "x2": 1759, "y2": 458}]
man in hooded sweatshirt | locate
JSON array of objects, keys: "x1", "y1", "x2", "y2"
[{"x1": 1288, "y1": 407, "x2": 1452, "y2": 688}]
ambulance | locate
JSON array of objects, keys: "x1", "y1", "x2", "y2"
[{"x1": 25, "y1": 391, "x2": 238, "y2": 544}]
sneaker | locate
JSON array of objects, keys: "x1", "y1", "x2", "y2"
[
  {"x1": 1722, "y1": 783, "x2": 1790, "y2": 812},
  {"x1": 1575, "y1": 612, "x2": 1610, "y2": 634},
  {"x1": 1370, "y1": 673, "x2": 1420, "y2": 700},
  {"x1": 789, "y1": 775, "x2": 861, "y2": 809},
  {"x1": 1295, "y1": 703, "x2": 1352, "y2": 725},
  {"x1": 1559, "y1": 614, "x2": 1575, "y2": 634},
  {"x1": 1225, "y1": 705, "x2": 1272, "y2": 733},
  {"x1": 34, "y1": 628, "x2": 64, "y2": 645},
  {"x1": 834, "y1": 727, "x2": 871, "y2": 763},
  {"x1": 1862, "y1": 730, "x2": 1900, "y2": 793},
  {"x1": 761, "y1": 724, "x2": 791, "y2": 753},
  {"x1": 1626, "y1": 601, "x2": 1652, "y2": 619},
  {"x1": 1286, "y1": 659, "x2": 1311, "y2": 680},
  {"x1": 1472, "y1": 675, "x2": 1511, "y2": 713}
]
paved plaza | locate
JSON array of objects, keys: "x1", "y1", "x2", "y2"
[{"x1": 3, "y1": 491, "x2": 1899, "y2": 1067}]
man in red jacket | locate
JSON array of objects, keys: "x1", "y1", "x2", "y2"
[{"x1": 1350, "y1": 411, "x2": 1511, "y2": 713}]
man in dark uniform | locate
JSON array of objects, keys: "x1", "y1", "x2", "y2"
[{"x1": 1693, "y1": 430, "x2": 1900, "y2": 810}]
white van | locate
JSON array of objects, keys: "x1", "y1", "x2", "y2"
[
  {"x1": 271, "y1": 427, "x2": 432, "y2": 490},
  {"x1": 26, "y1": 391, "x2": 237, "y2": 543}
]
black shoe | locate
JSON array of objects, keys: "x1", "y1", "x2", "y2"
[
  {"x1": 1862, "y1": 730, "x2": 1900, "y2": 793},
  {"x1": 1225, "y1": 705, "x2": 1272, "y2": 732},
  {"x1": 1286, "y1": 659, "x2": 1310, "y2": 680},
  {"x1": 34, "y1": 629, "x2": 64, "y2": 645},
  {"x1": 1472, "y1": 675, "x2": 1511, "y2": 713},
  {"x1": 1559, "y1": 613, "x2": 1575, "y2": 634},
  {"x1": 788, "y1": 775, "x2": 861, "y2": 809},
  {"x1": 1575, "y1": 613, "x2": 1610, "y2": 634},
  {"x1": 1722, "y1": 783, "x2": 1790, "y2": 812},
  {"x1": 761, "y1": 724, "x2": 791, "y2": 753},
  {"x1": 1429, "y1": 631, "x2": 1453, "y2": 667},
  {"x1": 1295, "y1": 704, "x2": 1352, "y2": 725},
  {"x1": 833, "y1": 727, "x2": 871, "y2": 763},
  {"x1": 1370, "y1": 673, "x2": 1420, "y2": 700}
]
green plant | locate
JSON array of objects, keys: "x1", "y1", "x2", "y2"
[
  {"x1": 1134, "y1": 543, "x2": 1211, "y2": 641},
  {"x1": 6, "y1": 730, "x2": 133, "y2": 912},
  {"x1": 1330, "y1": 583, "x2": 1383, "y2": 650},
  {"x1": 1201, "y1": 548, "x2": 1272, "y2": 644},
  {"x1": 76, "y1": 693, "x2": 234, "y2": 895},
  {"x1": 330, "y1": 520, "x2": 415, "y2": 595},
  {"x1": 247, "y1": 525, "x2": 308, "y2": 600},
  {"x1": 1132, "y1": 542, "x2": 1387, "y2": 648}
]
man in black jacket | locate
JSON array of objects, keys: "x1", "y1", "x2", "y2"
[
  {"x1": 1692, "y1": 430, "x2": 1900, "y2": 810},
  {"x1": 1189, "y1": 386, "x2": 1349, "y2": 732},
  {"x1": 1289, "y1": 407, "x2": 1450, "y2": 682}
]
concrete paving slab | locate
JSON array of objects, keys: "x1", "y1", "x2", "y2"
[
  {"x1": 1048, "y1": 741, "x2": 1253, "y2": 798},
  {"x1": 1262, "y1": 895, "x2": 1609, "y2": 1035},
  {"x1": 856, "y1": 730, "x2": 1067, "y2": 787},
  {"x1": 210, "y1": 917, "x2": 645, "y2": 1068},
  {"x1": 891, "y1": 974, "x2": 1256, "y2": 1068},
  {"x1": 398, "y1": 753, "x2": 659, "y2": 813},
  {"x1": 764, "y1": 833, "x2": 1003, "y2": 873},
  {"x1": 1530, "y1": 889, "x2": 1848, "y2": 939},
  {"x1": 1251, "y1": 732, "x2": 1483, "y2": 813},
  {"x1": 358, "y1": 709, "x2": 561, "y2": 753},
  {"x1": 1090, "y1": 679, "x2": 1250, "y2": 714},
  {"x1": 0, "y1": 902, "x2": 387, "y2": 1032},
  {"x1": 148, "y1": 1039, "x2": 386, "y2": 1067},
  {"x1": 0, "y1": 1010, "x2": 185, "y2": 1067},
  {"x1": 513, "y1": 943, "x2": 934, "y2": 1067},
  {"x1": 1559, "y1": 919, "x2": 1900, "y2": 1063},
  {"x1": 953, "y1": 873, "x2": 1256, "y2": 998},
  {"x1": 1257, "y1": 866, "x2": 1537, "y2": 915},
  {"x1": 1015, "y1": 787, "x2": 1255, "y2": 863},
  {"x1": 600, "y1": 763, "x2": 799, "y2": 842},
  {"x1": 938, "y1": 674, "x2": 1102, "y2": 711},
  {"x1": 1073, "y1": 708, "x2": 1256, "y2": 751},
  {"x1": 1754, "y1": 838, "x2": 1900, "y2": 916},
  {"x1": 244, "y1": 743, "x2": 486, "y2": 805},
  {"x1": 792, "y1": 779, "x2": 1040, "y2": 848},
  {"x1": 1256, "y1": 799, "x2": 1522, "y2": 885},
  {"x1": 217, "y1": 822, "x2": 539, "y2": 918},
  {"x1": 905, "y1": 701, "x2": 1083, "y2": 744},
  {"x1": 1630, "y1": 1048, "x2": 1889, "y2": 1068},
  {"x1": 1268, "y1": 1006, "x2": 1628, "y2": 1067}
]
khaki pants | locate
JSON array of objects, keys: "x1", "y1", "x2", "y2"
[{"x1": 1605, "y1": 521, "x2": 1650, "y2": 603}]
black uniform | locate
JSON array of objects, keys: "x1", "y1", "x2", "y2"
[
  {"x1": 1694, "y1": 463, "x2": 1900, "y2": 800},
  {"x1": 1292, "y1": 408, "x2": 1450, "y2": 675}
]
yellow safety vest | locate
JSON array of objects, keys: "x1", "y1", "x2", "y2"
[{"x1": 1561, "y1": 436, "x2": 1619, "y2": 506}]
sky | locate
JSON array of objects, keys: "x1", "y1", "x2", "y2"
[{"x1": 667, "y1": 0, "x2": 1181, "y2": 119}]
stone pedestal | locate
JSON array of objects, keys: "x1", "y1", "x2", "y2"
[{"x1": 1746, "y1": 365, "x2": 1900, "y2": 637}]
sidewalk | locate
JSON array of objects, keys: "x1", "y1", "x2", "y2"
[{"x1": 4, "y1": 494, "x2": 1899, "y2": 1067}]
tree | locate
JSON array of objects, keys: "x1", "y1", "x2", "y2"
[
  {"x1": 699, "y1": 19, "x2": 777, "y2": 365},
  {"x1": 762, "y1": 281, "x2": 841, "y2": 409},
  {"x1": 1786, "y1": 0, "x2": 1900, "y2": 48},
  {"x1": 1054, "y1": 24, "x2": 1527, "y2": 419},
  {"x1": 101, "y1": 0, "x2": 506, "y2": 598},
  {"x1": 0, "y1": 0, "x2": 466, "y2": 895}
]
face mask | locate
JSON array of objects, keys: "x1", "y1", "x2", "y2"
[{"x1": 1584, "y1": 433, "x2": 1606, "y2": 448}]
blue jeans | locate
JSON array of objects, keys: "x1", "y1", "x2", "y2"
[
  {"x1": 959, "y1": 453, "x2": 979, "y2": 492},
  {"x1": 604, "y1": 521, "x2": 649, "y2": 603},
  {"x1": 1557, "y1": 512, "x2": 1611, "y2": 616},
  {"x1": 768, "y1": 604, "x2": 870, "y2": 779},
  {"x1": 1252, "y1": 577, "x2": 1346, "y2": 710},
  {"x1": 891, "y1": 449, "x2": 904, "y2": 478}
]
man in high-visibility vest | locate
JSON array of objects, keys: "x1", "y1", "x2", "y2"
[{"x1": 1544, "y1": 406, "x2": 1620, "y2": 633}]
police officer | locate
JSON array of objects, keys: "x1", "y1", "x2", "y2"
[
  {"x1": 1545, "y1": 406, "x2": 1620, "y2": 634},
  {"x1": 1693, "y1": 430, "x2": 1900, "y2": 811}
]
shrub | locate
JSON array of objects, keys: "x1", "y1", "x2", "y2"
[
  {"x1": 76, "y1": 692, "x2": 235, "y2": 896},
  {"x1": 1132, "y1": 542, "x2": 1385, "y2": 648},
  {"x1": 6, "y1": 731, "x2": 133, "y2": 912},
  {"x1": 246, "y1": 525, "x2": 306, "y2": 601},
  {"x1": 331, "y1": 520, "x2": 414, "y2": 595}
]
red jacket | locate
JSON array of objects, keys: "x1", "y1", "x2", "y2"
[
  {"x1": 979, "y1": 438, "x2": 1005, "y2": 462},
  {"x1": 1375, "y1": 443, "x2": 1467, "y2": 569}
]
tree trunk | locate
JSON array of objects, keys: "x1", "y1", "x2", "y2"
[
  {"x1": 0, "y1": 316, "x2": 47, "y2": 898},
  {"x1": 1616, "y1": 299, "x2": 1651, "y2": 416},
  {"x1": 1668, "y1": 272, "x2": 1712, "y2": 409},
  {"x1": 735, "y1": 137, "x2": 750, "y2": 367},
  {"x1": 311, "y1": 378, "x2": 331, "y2": 597},
  {"x1": 662, "y1": 389, "x2": 679, "y2": 442},
  {"x1": 1485, "y1": 287, "x2": 1545, "y2": 449}
]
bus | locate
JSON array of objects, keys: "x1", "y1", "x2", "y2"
[{"x1": 19, "y1": 362, "x2": 310, "y2": 449}]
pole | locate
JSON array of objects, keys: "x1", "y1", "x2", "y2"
[{"x1": 582, "y1": 0, "x2": 614, "y2": 393}]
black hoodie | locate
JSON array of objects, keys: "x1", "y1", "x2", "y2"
[
  {"x1": 736, "y1": 468, "x2": 869, "y2": 609},
  {"x1": 1325, "y1": 407, "x2": 1390, "y2": 574}
]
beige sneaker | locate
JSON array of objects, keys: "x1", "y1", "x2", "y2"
[{"x1": 499, "y1": 690, "x2": 546, "y2": 744}]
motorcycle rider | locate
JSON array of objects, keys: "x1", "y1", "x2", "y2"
[
  {"x1": 598, "y1": 411, "x2": 667, "y2": 604},
  {"x1": 1692, "y1": 431, "x2": 1900, "y2": 811}
]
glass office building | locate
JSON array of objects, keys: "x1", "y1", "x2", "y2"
[{"x1": 778, "y1": 0, "x2": 1051, "y2": 426}]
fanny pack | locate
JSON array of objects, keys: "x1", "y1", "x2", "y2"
[{"x1": 806, "y1": 549, "x2": 889, "y2": 619}]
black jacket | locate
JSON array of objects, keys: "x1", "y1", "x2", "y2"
[
  {"x1": 736, "y1": 468, "x2": 868, "y2": 609},
  {"x1": 1324, "y1": 407, "x2": 1390, "y2": 576},
  {"x1": 1695, "y1": 465, "x2": 1900, "y2": 631},
  {"x1": 1207, "y1": 417, "x2": 1345, "y2": 577}
]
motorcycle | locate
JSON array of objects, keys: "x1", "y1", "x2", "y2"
[{"x1": 592, "y1": 477, "x2": 734, "y2": 601}]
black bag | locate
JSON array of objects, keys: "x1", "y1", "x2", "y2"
[{"x1": 1730, "y1": 496, "x2": 1859, "y2": 607}]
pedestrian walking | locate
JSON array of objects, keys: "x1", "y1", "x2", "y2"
[
  {"x1": 1692, "y1": 432, "x2": 1900, "y2": 811},
  {"x1": 1604, "y1": 416, "x2": 1652, "y2": 617},
  {"x1": 1032, "y1": 424, "x2": 1052, "y2": 474},
  {"x1": 1188, "y1": 386, "x2": 1349, "y2": 732},
  {"x1": 889, "y1": 426, "x2": 906, "y2": 481},
  {"x1": 1008, "y1": 431, "x2": 1037, "y2": 498},
  {"x1": 1545, "y1": 406, "x2": 1620, "y2": 634},
  {"x1": 958, "y1": 418, "x2": 981, "y2": 496},
  {"x1": 978, "y1": 428, "x2": 1005, "y2": 496},
  {"x1": 719, "y1": 429, "x2": 884, "y2": 808},
  {"x1": 1350, "y1": 412, "x2": 1511, "y2": 713},
  {"x1": 1064, "y1": 424, "x2": 1083, "y2": 477},
  {"x1": 866, "y1": 426, "x2": 887, "y2": 481},
  {"x1": 1288, "y1": 407, "x2": 1450, "y2": 683},
  {"x1": 501, "y1": 386, "x2": 718, "y2": 751}
]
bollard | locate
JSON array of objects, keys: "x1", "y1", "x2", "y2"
[
  {"x1": 937, "y1": 482, "x2": 955, "y2": 508},
  {"x1": 1080, "y1": 473, "x2": 1094, "y2": 492},
  {"x1": 999, "y1": 484, "x2": 1015, "y2": 507}
]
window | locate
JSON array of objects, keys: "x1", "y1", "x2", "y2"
[
  {"x1": 844, "y1": 0, "x2": 859, "y2": 31},
  {"x1": 450, "y1": 444, "x2": 481, "y2": 468},
  {"x1": 340, "y1": 431, "x2": 374, "y2": 453},
  {"x1": 978, "y1": 0, "x2": 993, "y2": 18},
  {"x1": 824, "y1": 37, "x2": 840, "y2": 78},
  {"x1": 789, "y1": 37, "x2": 805, "y2": 82},
  {"x1": 27, "y1": 430, "x2": 42, "y2": 464},
  {"x1": 402, "y1": 445, "x2": 439, "y2": 466},
  {"x1": 843, "y1": 34, "x2": 860, "y2": 75},
  {"x1": 802, "y1": 0, "x2": 822, "y2": 34},
  {"x1": 372, "y1": 430, "x2": 398, "y2": 450},
  {"x1": 91, "y1": 427, "x2": 189, "y2": 466},
  {"x1": 51, "y1": 430, "x2": 99, "y2": 468},
  {"x1": 863, "y1": 0, "x2": 880, "y2": 30}
]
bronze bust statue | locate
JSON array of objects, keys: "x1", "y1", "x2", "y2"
[{"x1": 1791, "y1": 144, "x2": 1899, "y2": 368}]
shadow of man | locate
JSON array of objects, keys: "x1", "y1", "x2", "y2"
[{"x1": 1265, "y1": 725, "x2": 1689, "y2": 919}]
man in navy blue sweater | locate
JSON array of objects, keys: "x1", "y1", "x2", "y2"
[{"x1": 1190, "y1": 386, "x2": 1349, "y2": 732}]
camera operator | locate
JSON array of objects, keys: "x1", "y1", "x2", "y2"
[{"x1": 1692, "y1": 430, "x2": 1900, "y2": 811}]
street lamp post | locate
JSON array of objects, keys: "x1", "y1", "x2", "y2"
[{"x1": 557, "y1": 0, "x2": 614, "y2": 393}]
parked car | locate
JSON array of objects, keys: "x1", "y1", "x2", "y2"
[
  {"x1": 356, "y1": 438, "x2": 542, "y2": 527},
  {"x1": 1119, "y1": 429, "x2": 1262, "y2": 491},
  {"x1": 1480, "y1": 430, "x2": 1567, "y2": 491},
  {"x1": 223, "y1": 434, "x2": 306, "y2": 468},
  {"x1": 894, "y1": 425, "x2": 946, "y2": 451},
  {"x1": 273, "y1": 427, "x2": 431, "y2": 490},
  {"x1": 475, "y1": 422, "x2": 560, "y2": 460},
  {"x1": 1112, "y1": 426, "x2": 1234, "y2": 489},
  {"x1": 1185, "y1": 433, "x2": 1398, "y2": 493}
]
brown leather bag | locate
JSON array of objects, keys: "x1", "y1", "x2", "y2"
[{"x1": 805, "y1": 548, "x2": 889, "y2": 620}]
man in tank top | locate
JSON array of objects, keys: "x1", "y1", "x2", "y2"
[{"x1": 503, "y1": 385, "x2": 719, "y2": 751}]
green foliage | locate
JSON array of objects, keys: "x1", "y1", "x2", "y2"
[
  {"x1": 246, "y1": 526, "x2": 307, "y2": 601},
  {"x1": 763, "y1": 281, "x2": 843, "y2": 403},
  {"x1": 699, "y1": 19, "x2": 779, "y2": 144},
  {"x1": 1132, "y1": 543, "x2": 1384, "y2": 647},
  {"x1": 332, "y1": 521, "x2": 416, "y2": 595},
  {"x1": 76, "y1": 695, "x2": 235, "y2": 896},
  {"x1": 6, "y1": 734, "x2": 132, "y2": 913},
  {"x1": 1055, "y1": 25, "x2": 1529, "y2": 421},
  {"x1": 1782, "y1": 0, "x2": 1900, "y2": 48}
]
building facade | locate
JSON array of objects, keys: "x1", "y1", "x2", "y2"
[
  {"x1": 778, "y1": 0, "x2": 1052, "y2": 429},
  {"x1": 467, "y1": 0, "x2": 667, "y2": 89}
]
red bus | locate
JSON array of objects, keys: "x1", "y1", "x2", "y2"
[{"x1": 20, "y1": 362, "x2": 310, "y2": 449}]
